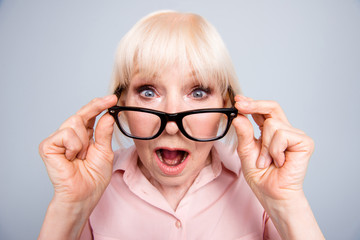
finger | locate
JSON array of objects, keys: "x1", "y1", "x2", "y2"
[
  {"x1": 257, "y1": 118, "x2": 279, "y2": 169},
  {"x1": 234, "y1": 96, "x2": 266, "y2": 128},
  {"x1": 59, "y1": 115, "x2": 90, "y2": 160},
  {"x1": 232, "y1": 113, "x2": 260, "y2": 170},
  {"x1": 234, "y1": 97, "x2": 289, "y2": 125},
  {"x1": 268, "y1": 129, "x2": 314, "y2": 168},
  {"x1": 94, "y1": 112, "x2": 115, "y2": 154},
  {"x1": 257, "y1": 119, "x2": 305, "y2": 169},
  {"x1": 40, "y1": 128, "x2": 83, "y2": 161},
  {"x1": 76, "y1": 95, "x2": 118, "y2": 128},
  {"x1": 257, "y1": 148, "x2": 273, "y2": 169}
]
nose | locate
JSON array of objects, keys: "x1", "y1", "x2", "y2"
[
  {"x1": 162, "y1": 92, "x2": 182, "y2": 136},
  {"x1": 164, "y1": 121, "x2": 180, "y2": 135}
]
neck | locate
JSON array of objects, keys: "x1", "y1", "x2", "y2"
[
  {"x1": 138, "y1": 157, "x2": 211, "y2": 211},
  {"x1": 151, "y1": 179, "x2": 192, "y2": 210}
]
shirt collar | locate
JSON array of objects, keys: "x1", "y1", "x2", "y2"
[
  {"x1": 113, "y1": 145, "x2": 137, "y2": 173},
  {"x1": 211, "y1": 141, "x2": 241, "y2": 176}
]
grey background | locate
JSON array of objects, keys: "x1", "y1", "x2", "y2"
[{"x1": 1, "y1": 0, "x2": 359, "y2": 239}]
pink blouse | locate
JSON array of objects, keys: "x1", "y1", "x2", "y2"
[{"x1": 80, "y1": 142, "x2": 281, "y2": 239}]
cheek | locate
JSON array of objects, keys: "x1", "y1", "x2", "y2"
[
  {"x1": 192, "y1": 142, "x2": 214, "y2": 165},
  {"x1": 133, "y1": 140, "x2": 152, "y2": 165}
]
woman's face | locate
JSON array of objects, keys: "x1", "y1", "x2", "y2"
[{"x1": 122, "y1": 66, "x2": 225, "y2": 188}]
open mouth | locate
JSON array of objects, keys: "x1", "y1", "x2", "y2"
[
  {"x1": 156, "y1": 149, "x2": 188, "y2": 166},
  {"x1": 154, "y1": 148, "x2": 190, "y2": 175}
]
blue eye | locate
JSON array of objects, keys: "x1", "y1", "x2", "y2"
[
  {"x1": 140, "y1": 89, "x2": 155, "y2": 98},
  {"x1": 191, "y1": 89, "x2": 208, "y2": 99}
]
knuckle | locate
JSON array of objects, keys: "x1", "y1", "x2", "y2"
[
  {"x1": 305, "y1": 136, "x2": 315, "y2": 150},
  {"x1": 62, "y1": 128, "x2": 82, "y2": 150},
  {"x1": 90, "y1": 97, "x2": 107, "y2": 111},
  {"x1": 69, "y1": 143, "x2": 82, "y2": 153},
  {"x1": 269, "y1": 143, "x2": 281, "y2": 156},
  {"x1": 38, "y1": 139, "x2": 48, "y2": 157},
  {"x1": 309, "y1": 136, "x2": 315, "y2": 146},
  {"x1": 276, "y1": 128, "x2": 286, "y2": 137},
  {"x1": 91, "y1": 97, "x2": 106, "y2": 109},
  {"x1": 76, "y1": 97, "x2": 104, "y2": 115},
  {"x1": 262, "y1": 119, "x2": 281, "y2": 138},
  {"x1": 297, "y1": 129, "x2": 306, "y2": 135},
  {"x1": 90, "y1": 97, "x2": 101, "y2": 105},
  {"x1": 263, "y1": 118, "x2": 278, "y2": 129},
  {"x1": 61, "y1": 127, "x2": 74, "y2": 138},
  {"x1": 261, "y1": 139, "x2": 270, "y2": 150},
  {"x1": 68, "y1": 115, "x2": 83, "y2": 125},
  {"x1": 269, "y1": 100, "x2": 281, "y2": 109},
  {"x1": 61, "y1": 115, "x2": 84, "y2": 129},
  {"x1": 274, "y1": 129, "x2": 287, "y2": 141},
  {"x1": 38, "y1": 137, "x2": 57, "y2": 160}
]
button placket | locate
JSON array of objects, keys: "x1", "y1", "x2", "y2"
[{"x1": 175, "y1": 219, "x2": 182, "y2": 229}]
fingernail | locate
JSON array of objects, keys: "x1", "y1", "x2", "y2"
[
  {"x1": 257, "y1": 155, "x2": 266, "y2": 169},
  {"x1": 273, "y1": 159, "x2": 280, "y2": 168},
  {"x1": 264, "y1": 156, "x2": 272, "y2": 168}
]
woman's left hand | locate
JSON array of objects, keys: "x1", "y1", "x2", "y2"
[{"x1": 232, "y1": 95, "x2": 314, "y2": 203}]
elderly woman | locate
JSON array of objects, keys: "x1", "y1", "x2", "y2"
[{"x1": 39, "y1": 11, "x2": 324, "y2": 239}]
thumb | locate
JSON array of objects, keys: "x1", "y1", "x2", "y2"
[
  {"x1": 232, "y1": 114, "x2": 259, "y2": 170},
  {"x1": 94, "y1": 112, "x2": 115, "y2": 153}
]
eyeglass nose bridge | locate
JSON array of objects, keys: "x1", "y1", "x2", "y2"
[
  {"x1": 160, "y1": 112, "x2": 187, "y2": 135},
  {"x1": 164, "y1": 112, "x2": 181, "y2": 122}
]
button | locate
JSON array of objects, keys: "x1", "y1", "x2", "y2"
[{"x1": 175, "y1": 220, "x2": 182, "y2": 229}]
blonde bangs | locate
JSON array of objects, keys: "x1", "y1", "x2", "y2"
[{"x1": 111, "y1": 11, "x2": 240, "y2": 98}]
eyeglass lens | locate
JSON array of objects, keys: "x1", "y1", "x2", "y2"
[
  {"x1": 117, "y1": 110, "x2": 229, "y2": 140},
  {"x1": 182, "y1": 112, "x2": 227, "y2": 140},
  {"x1": 118, "y1": 110, "x2": 161, "y2": 138}
]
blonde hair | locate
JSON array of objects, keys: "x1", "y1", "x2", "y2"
[{"x1": 110, "y1": 10, "x2": 241, "y2": 149}]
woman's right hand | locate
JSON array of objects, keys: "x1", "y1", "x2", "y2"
[{"x1": 39, "y1": 95, "x2": 117, "y2": 206}]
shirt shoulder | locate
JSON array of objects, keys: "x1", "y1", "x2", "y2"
[{"x1": 112, "y1": 146, "x2": 137, "y2": 173}]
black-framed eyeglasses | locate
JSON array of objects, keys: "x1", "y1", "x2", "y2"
[{"x1": 108, "y1": 87, "x2": 238, "y2": 142}]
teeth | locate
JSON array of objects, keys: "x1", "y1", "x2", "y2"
[
  {"x1": 180, "y1": 152, "x2": 188, "y2": 163},
  {"x1": 156, "y1": 150, "x2": 188, "y2": 166},
  {"x1": 156, "y1": 150, "x2": 163, "y2": 162}
]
